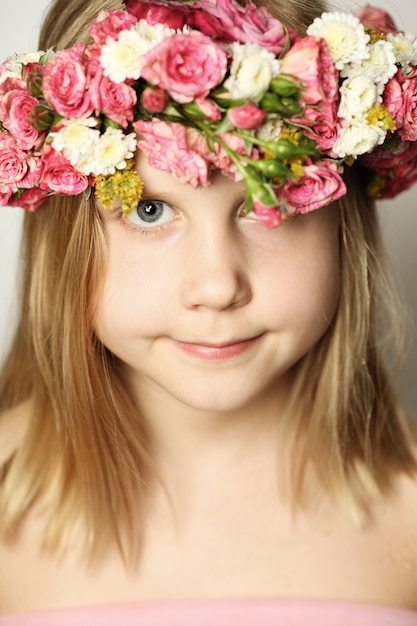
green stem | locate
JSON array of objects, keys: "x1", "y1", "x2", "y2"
[{"x1": 194, "y1": 122, "x2": 249, "y2": 180}]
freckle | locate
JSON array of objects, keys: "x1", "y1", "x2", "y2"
[{"x1": 403, "y1": 561, "x2": 412, "y2": 570}]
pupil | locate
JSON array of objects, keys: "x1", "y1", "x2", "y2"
[{"x1": 137, "y1": 200, "x2": 163, "y2": 223}]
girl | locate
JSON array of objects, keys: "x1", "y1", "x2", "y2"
[{"x1": 0, "y1": 0, "x2": 417, "y2": 623}]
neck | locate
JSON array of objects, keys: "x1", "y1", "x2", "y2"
[{"x1": 126, "y1": 368, "x2": 294, "y2": 482}]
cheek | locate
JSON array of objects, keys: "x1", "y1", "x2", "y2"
[
  {"x1": 259, "y1": 211, "x2": 340, "y2": 336},
  {"x1": 93, "y1": 232, "x2": 170, "y2": 349}
]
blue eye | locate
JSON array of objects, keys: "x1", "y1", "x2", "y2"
[{"x1": 126, "y1": 199, "x2": 176, "y2": 228}]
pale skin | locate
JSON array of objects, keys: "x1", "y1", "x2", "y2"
[{"x1": 1, "y1": 155, "x2": 417, "y2": 613}]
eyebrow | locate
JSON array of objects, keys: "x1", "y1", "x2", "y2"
[{"x1": 135, "y1": 183, "x2": 246, "y2": 208}]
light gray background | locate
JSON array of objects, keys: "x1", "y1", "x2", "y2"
[{"x1": 1, "y1": 0, "x2": 416, "y2": 415}]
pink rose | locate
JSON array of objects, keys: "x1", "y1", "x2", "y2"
[
  {"x1": 134, "y1": 119, "x2": 209, "y2": 187},
  {"x1": 282, "y1": 160, "x2": 346, "y2": 214},
  {"x1": 360, "y1": 139, "x2": 417, "y2": 171},
  {"x1": 0, "y1": 131, "x2": 40, "y2": 188},
  {"x1": 281, "y1": 37, "x2": 339, "y2": 106},
  {"x1": 89, "y1": 10, "x2": 138, "y2": 45},
  {"x1": 42, "y1": 46, "x2": 93, "y2": 119},
  {"x1": 141, "y1": 32, "x2": 227, "y2": 104},
  {"x1": 0, "y1": 88, "x2": 42, "y2": 150},
  {"x1": 0, "y1": 186, "x2": 12, "y2": 206},
  {"x1": 378, "y1": 174, "x2": 417, "y2": 198},
  {"x1": 125, "y1": 0, "x2": 193, "y2": 29},
  {"x1": 384, "y1": 70, "x2": 417, "y2": 141},
  {"x1": 383, "y1": 74, "x2": 403, "y2": 124},
  {"x1": 89, "y1": 66, "x2": 136, "y2": 127},
  {"x1": 360, "y1": 140, "x2": 417, "y2": 198},
  {"x1": 228, "y1": 102, "x2": 266, "y2": 129},
  {"x1": 6, "y1": 187, "x2": 49, "y2": 211},
  {"x1": 40, "y1": 145, "x2": 88, "y2": 195},
  {"x1": 0, "y1": 76, "x2": 26, "y2": 99},
  {"x1": 300, "y1": 103, "x2": 340, "y2": 154},
  {"x1": 141, "y1": 86, "x2": 168, "y2": 113},
  {"x1": 193, "y1": 0, "x2": 290, "y2": 55},
  {"x1": 355, "y1": 5, "x2": 398, "y2": 34}
]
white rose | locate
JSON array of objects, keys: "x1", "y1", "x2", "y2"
[
  {"x1": 307, "y1": 12, "x2": 370, "y2": 71},
  {"x1": 224, "y1": 42, "x2": 280, "y2": 102},
  {"x1": 343, "y1": 40, "x2": 397, "y2": 93},
  {"x1": 333, "y1": 120, "x2": 385, "y2": 158},
  {"x1": 338, "y1": 75, "x2": 379, "y2": 120}
]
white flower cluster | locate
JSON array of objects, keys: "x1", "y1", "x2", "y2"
[
  {"x1": 100, "y1": 20, "x2": 175, "y2": 83},
  {"x1": 307, "y1": 12, "x2": 401, "y2": 158},
  {"x1": 0, "y1": 51, "x2": 46, "y2": 84},
  {"x1": 224, "y1": 42, "x2": 280, "y2": 101},
  {"x1": 388, "y1": 32, "x2": 417, "y2": 73},
  {"x1": 307, "y1": 13, "x2": 370, "y2": 71},
  {"x1": 256, "y1": 118, "x2": 284, "y2": 142},
  {"x1": 51, "y1": 121, "x2": 137, "y2": 176}
]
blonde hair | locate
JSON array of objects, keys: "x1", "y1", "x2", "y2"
[
  {"x1": 0, "y1": 0, "x2": 416, "y2": 561},
  {"x1": 280, "y1": 167, "x2": 416, "y2": 519}
]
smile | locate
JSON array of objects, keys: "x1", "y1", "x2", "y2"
[{"x1": 170, "y1": 335, "x2": 263, "y2": 361}]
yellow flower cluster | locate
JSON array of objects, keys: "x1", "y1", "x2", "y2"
[
  {"x1": 365, "y1": 26, "x2": 386, "y2": 44},
  {"x1": 367, "y1": 105, "x2": 396, "y2": 133},
  {"x1": 95, "y1": 160, "x2": 144, "y2": 215}
]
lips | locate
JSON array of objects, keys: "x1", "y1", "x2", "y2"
[{"x1": 171, "y1": 335, "x2": 263, "y2": 360}]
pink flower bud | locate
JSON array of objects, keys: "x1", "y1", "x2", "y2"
[
  {"x1": 228, "y1": 102, "x2": 266, "y2": 129},
  {"x1": 141, "y1": 87, "x2": 168, "y2": 113}
]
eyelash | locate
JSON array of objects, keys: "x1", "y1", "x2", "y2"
[{"x1": 114, "y1": 198, "x2": 259, "y2": 235}]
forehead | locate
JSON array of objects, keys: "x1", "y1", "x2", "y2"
[{"x1": 135, "y1": 151, "x2": 247, "y2": 203}]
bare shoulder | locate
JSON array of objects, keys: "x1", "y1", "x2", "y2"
[{"x1": 0, "y1": 401, "x2": 31, "y2": 465}]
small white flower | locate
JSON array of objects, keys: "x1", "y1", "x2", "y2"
[
  {"x1": 91, "y1": 128, "x2": 137, "y2": 176},
  {"x1": 135, "y1": 19, "x2": 174, "y2": 53},
  {"x1": 73, "y1": 153, "x2": 99, "y2": 176},
  {"x1": 19, "y1": 50, "x2": 46, "y2": 64},
  {"x1": 343, "y1": 40, "x2": 397, "y2": 93},
  {"x1": 0, "y1": 50, "x2": 45, "y2": 84},
  {"x1": 0, "y1": 61, "x2": 21, "y2": 84},
  {"x1": 339, "y1": 75, "x2": 380, "y2": 120},
  {"x1": 387, "y1": 32, "x2": 417, "y2": 71},
  {"x1": 307, "y1": 12, "x2": 370, "y2": 71},
  {"x1": 256, "y1": 118, "x2": 284, "y2": 142},
  {"x1": 224, "y1": 42, "x2": 280, "y2": 102},
  {"x1": 333, "y1": 119, "x2": 385, "y2": 158},
  {"x1": 50, "y1": 118, "x2": 100, "y2": 168},
  {"x1": 100, "y1": 28, "x2": 146, "y2": 83}
]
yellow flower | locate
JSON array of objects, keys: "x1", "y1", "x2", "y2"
[
  {"x1": 289, "y1": 158, "x2": 305, "y2": 179},
  {"x1": 279, "y1": 128, "x2": 301, "y2": 145},
  {"x1": 367, "y1": 105, "x2": 396, "y2": 133},
  {"x1": 365, "y1": 26, "x2": 386, "y2": 44},
  {"x1": 95, "y1": 160, "x2": 144, "y2": 216}
]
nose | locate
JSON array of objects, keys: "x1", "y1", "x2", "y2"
[{"x1": 180, "y1": 220, "x2": 252, "y2": 311}]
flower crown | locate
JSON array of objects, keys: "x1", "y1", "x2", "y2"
[{"x1": 1, "y1": 0, "x2": 417, "y2": 227}]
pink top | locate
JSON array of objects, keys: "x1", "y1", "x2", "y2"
[{"x1": 0, "y1": 599, "x2": 416, "y2": 625}]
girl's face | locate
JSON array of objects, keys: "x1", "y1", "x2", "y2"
[{"x1": 95, "y1": 154, "x2": 340, "y2": 415}]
